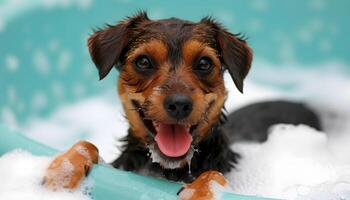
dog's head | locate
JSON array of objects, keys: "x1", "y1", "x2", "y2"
[{"x1": 88, "y1": 12, "x2": 252, "y2": 169}]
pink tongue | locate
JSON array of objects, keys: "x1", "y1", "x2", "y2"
[{"x1": 155, "y1": 124, "x2": 192, "y2": 157}]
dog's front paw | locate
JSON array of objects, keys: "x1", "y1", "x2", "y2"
[
  {"x1": 43, "y1": 141, "x2": 98, "y2": 190},
  {"x1": 178, "y1": 170, "x2": 232, "y2": 200}
]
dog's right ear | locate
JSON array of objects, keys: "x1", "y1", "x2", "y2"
[
  {"x1": 88, "y1": 12, "x2": 149, "y2": 80},
  {"x1": 200, "y1": 17, "x2": 253, "y2": 93}
]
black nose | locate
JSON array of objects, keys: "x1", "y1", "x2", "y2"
[{"x1": 163, "y1": 94, "x2": 193, "y2": 119}]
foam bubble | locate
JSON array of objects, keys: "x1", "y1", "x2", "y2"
[
  {"x1": 74, "y1": 146, "x2": 91, "y2": 161},
  {"x1": 0, "y1": 150, "x2": 92, "y2": 200},
  {"x1": 227, "y1": 124, "x2": 350, "y2": 199},
  {"x1": 209, "y1": 180, "x2": 232, "y2": 200}
]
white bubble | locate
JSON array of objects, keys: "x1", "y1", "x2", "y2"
[
  {"x1": 309, "y1": 18, "x2": 324, "y2": 32},
  {"x1": 45, "y1": 158, "x2": 75, "y2": 188},
  {"x1": 210, "y1": 180, "x2": 232, "y2": 200},
  {"x1": 49, "y1": 39, "x2": 60, "y2": 51},
  {"x1": 76, "y1": 0, "x2": 92, "y2": 10},
  {"x1": 0, "y1": 150, "x2": 92, "y2": 200},
  {"x1": 22, "y1": 94, "x2": 126, "y2": 162},
  {"x1": 73, "y1": 83, "x2": 86, "y2": 98},
  {"x1": 0, "y1": 19, "x2": 5, "y2": 32},
  {"x1": 216, "y1": 12, "x2": 235, "y2": 26},
  {"x1": 58, "y1": 50, "x2": 72, "y2": 72},
  {"x1": 178, "y1": 188, "x2": 195, "y2": 200},
  {"x1": 1, "y1": 107, "x2": 18, "y2": 130},
  {"x1": 297, "y1": 29, "x2": 313, "y2": 43},
  {"x1": 7, "y1": 85, "x2": 17, "y2": 103},
  {"x1": 309, "y1": 0, "x2": 326, "y2": 11},
  {"x1": 5, "y1": 54, "x2": 19, "y2": 72},
  {"x1": 42, "y1": 0, "x2": 71, "y2": 9},
  {"x1": 279, "y1": 41, "x2": 297, "y2": 63},
  {"x1": 319, "y1": 38, "x2": 332, "y2": 52},
  {"x1": 251, "y1": 0, "x2": 269, "y2": 12},
  {"x1": 32, "y1": 91, "x2": 48, "y2": 111},
  {"x1": 228, "y1": 124, "x2": 350, "y2": 199},
  {"x1": 17, "y1": 101, "x2": 25, "y2": 113},
  {"x1": 148, "y1": 8, "x2": 165, "y2": 19},
  {"x1": 33, "y1": 50, "x2": 50, "y2": 75},
  {"x1": 329, "y1": 25, "x2": 339, "y2": 36},
  {"x1": 42, "y1": 0, "x2": 92, "y2": 9},
  {"x1": 248, "y1": 19, "x2": 263, "y2": 32},
  {"x1": 52, "y1": 81, "x2": 64, "y2": 99},
  {"x1": 75, "y1": 146, "x2": 91, "y2": 161}
]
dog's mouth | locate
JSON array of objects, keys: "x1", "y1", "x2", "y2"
[
  {"x1": 152, "y1": 122, "x2": 194, "y2": 157},
  {"x1": 144, "y1": 117, "x2": 198, "y2": 159},
  {"x1": 132, "y1": 100, "x2": 198, "y2": 158}
]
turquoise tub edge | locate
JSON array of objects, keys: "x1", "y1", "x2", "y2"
[{"x1": 0, "y1": 124, "x2": 275, "y2": 200}]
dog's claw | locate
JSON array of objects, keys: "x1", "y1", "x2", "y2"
[
  {"x1": 43, "y1": 141, "x2": 98, "y2": 190},
  {"x1": 177, "y1": 186, "x2": 185, "y2": 195}
]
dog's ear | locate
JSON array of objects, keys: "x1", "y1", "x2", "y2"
[
  {"x1": 217, "y1": 31, "x2": 253, "y2": 93},
  {"x1": 88, "y1": 11, "x2": 149, "y2": 80},
  {"x1": 200, "y1": 17, "x2": 253, "y2": 93}
]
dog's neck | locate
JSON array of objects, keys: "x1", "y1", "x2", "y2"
[{"x1": 111, "y1": 123, "x2": 238, "y2": 183}]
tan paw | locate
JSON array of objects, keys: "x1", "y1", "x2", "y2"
[
  {"x1": 43, "y1": 141, "x2": 98, "y2": 190},
  {"x1": 178, "y1": 170, "x2": 231, "y2": 200}
]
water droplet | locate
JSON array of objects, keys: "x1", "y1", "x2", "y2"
[{"x1": 187, "y1": 160, "x2": 192, "y2": 174}]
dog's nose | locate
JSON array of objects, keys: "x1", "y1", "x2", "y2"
[{"x1": 164, "y1": 94, "x2": 193, "y2": 119}]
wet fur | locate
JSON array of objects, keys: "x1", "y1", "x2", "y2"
[
  {"x1": 112, "y1": 123, "x2": 238, "y2": 183},
  {"x1": 87, "y1": 11, "x2": 322, "y2": 184}
]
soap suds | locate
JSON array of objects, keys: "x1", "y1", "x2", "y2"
[
  {"x1": 228, "y1": 124, "x2": 350, "y2": 199},
  {"x1": 0, "y1": 150, "x2": 92, "y2": 200}
]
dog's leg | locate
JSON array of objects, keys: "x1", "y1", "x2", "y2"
[
  {"x1": 43, "y1": 141, "x2": 99, "y2": 190},
  {"x1": 178, "y1": 170, "x2": 231, "y2": 200}
]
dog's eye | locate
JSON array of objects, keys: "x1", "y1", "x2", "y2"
[
  {"x1": 194, "y1": 57, "x2": 213, "y2": 74},
  {"x1": 134, "y1": 55, "x2": 154, "y2": 72}
]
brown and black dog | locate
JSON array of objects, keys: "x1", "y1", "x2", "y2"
[
  {"x1": 43, "y1": 11, "x2": 251, "y2": 194},
  {"x1": 92, "y1": 11, "x2": 251, "y2": 180},
  {"x1": 43, "y1": 11, "x2": 321, "y2": 198}
]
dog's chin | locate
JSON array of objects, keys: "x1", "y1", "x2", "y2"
[{"x1": 147, "y1": 143, "x2": 195, "y2": 169}]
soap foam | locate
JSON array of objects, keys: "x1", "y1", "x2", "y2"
[{"x1": 0, "y1": 150, "x2": 92, "y2": 200}]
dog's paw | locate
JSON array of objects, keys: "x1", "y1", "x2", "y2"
[
  {"x1": 42, "y1": 141, "x2": 98, "y2": 190},
  {"x1": 178, "y1": 170, "x2": 231, "y2": 200}
]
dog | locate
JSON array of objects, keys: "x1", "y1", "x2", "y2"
[{"x1": 43, "y1": 12, "x2": 321, "y2": 198}]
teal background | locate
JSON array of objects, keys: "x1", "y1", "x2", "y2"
[{"x1": 0, "y1": 0, "x2": 349, "y2": 124}]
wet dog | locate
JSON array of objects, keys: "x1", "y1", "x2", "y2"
[
  {"x1": 87, "y1": 11, "x2": 252, "y2": 182},
  {"x1": 43, "y1": 12, "x2": 321, "y2": 195}
]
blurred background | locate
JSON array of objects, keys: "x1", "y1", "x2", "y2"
[{"x1": 1, "y1": 0, "x2": 350, "y2": 162}]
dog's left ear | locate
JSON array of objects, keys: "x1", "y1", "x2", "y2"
[
  {"x1": 88, "y1": 11, "x2": 149, "y2": 80},
  {"x1": 200, "y1": 17, "x2": 253, "y2": 93}
]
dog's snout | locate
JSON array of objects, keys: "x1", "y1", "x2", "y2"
[{"x1": 164, "y1": 94, "x2": 193, "y2": 119}]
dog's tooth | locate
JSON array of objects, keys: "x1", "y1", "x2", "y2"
[
  {"x1": 152, "y1": 121, "x2": 160, "y2": 132},
  {"x1": 153, "y1": 121, "x2": 157, "y2": 127}
]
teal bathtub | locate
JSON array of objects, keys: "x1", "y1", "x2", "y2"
[{"x1": 0, "y1": 125, "x2": 273, "y2": 200}]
